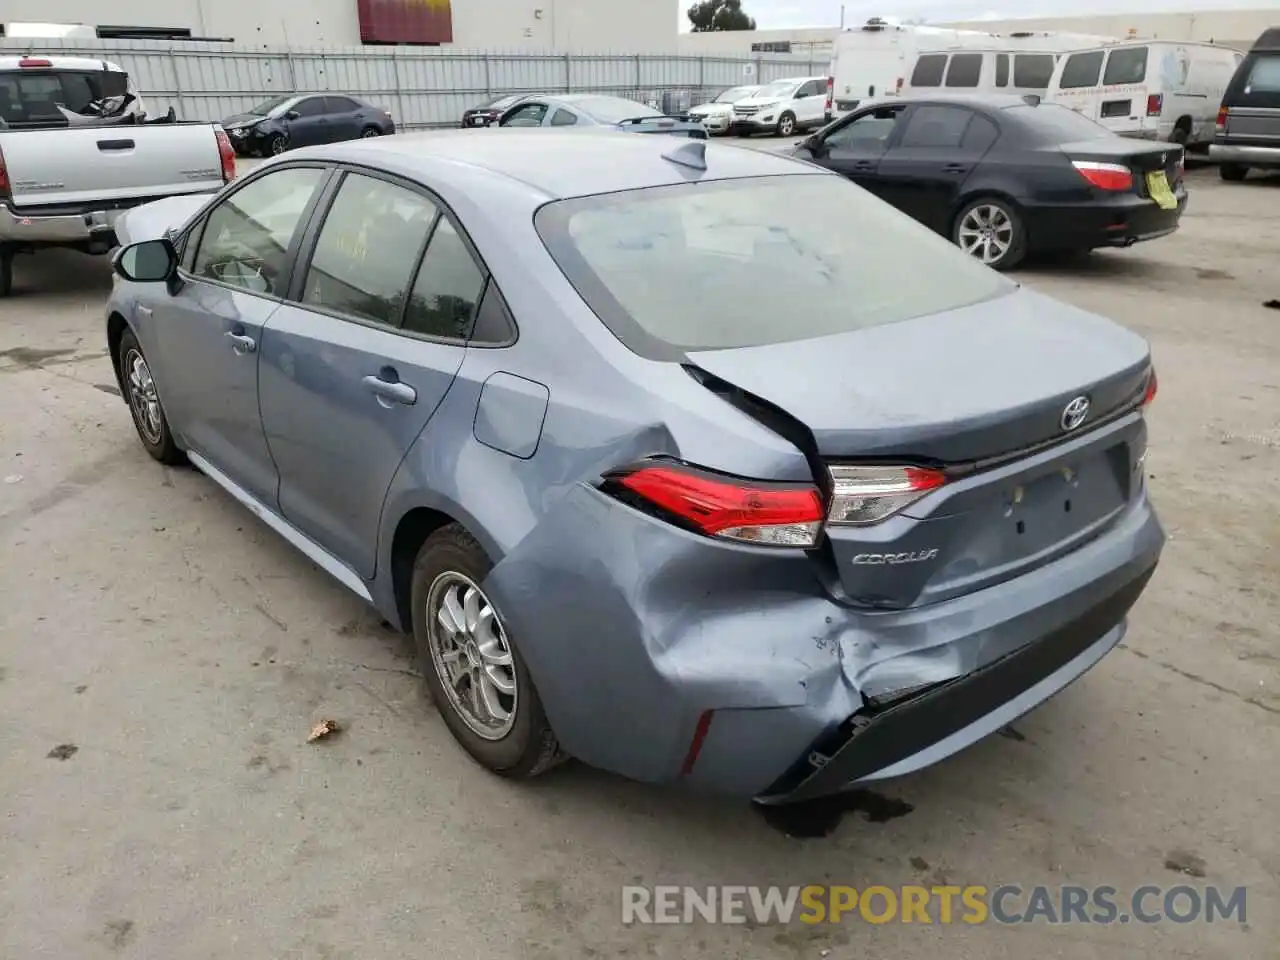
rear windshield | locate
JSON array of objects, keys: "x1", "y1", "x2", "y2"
[
  {"x1": 0, "y1": 69, "x2": 128, "y2": 125},
  {"x1": 1005, "y1": 103, "x2": 1113, "y2": 143},
  {"x1": 535, "y1": 174, "x2": 1012, "y2": 360},
  {"x1": 1058, "y1": 50, "x2": 1105, "y2": 89},
  {"x1": 1103, "y1": 46, "x2": 1148, "y2": 85},
  {"x1": 576, "y1": 97, "x2": 659, "y2": 123}
]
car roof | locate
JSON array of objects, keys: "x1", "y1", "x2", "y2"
[
  {"x1": 309, "y1": 129, "x2": 823, "y2": 201},
  {"x1": 859, "y1": 93, "x2": 1037, "y2": 112}
]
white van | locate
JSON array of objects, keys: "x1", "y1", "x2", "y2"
[
  {"x1": 1046, "y1": 40, "x2": 1245, "y2": 148},
  {"x1": 903, "y1": 48, "x2": 1065, "y2": 100}
]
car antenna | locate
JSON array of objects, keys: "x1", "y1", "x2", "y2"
[{"x1": 661, "y1": 139, "x2": 707, "y2": 171}]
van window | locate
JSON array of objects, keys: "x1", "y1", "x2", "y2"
[
  {"x1": 911, "y1": 54, "x2": 947, "y2": 87},
  {"x1": 1103, "y1": 46, "x2": 1148, "y2": 85},
  {"x1": 996, "y1": 54, "x2": 1009, "y2": 87},
  {"x1": 1014, "y1": 54, "x2": 1055, "y2": 89},
  {"x1": 1059, "y1": 50, "x2": 1105, "y2": 89},
  {"x1": 945, "y1": 54, "x2": 983, "y2": 88}
]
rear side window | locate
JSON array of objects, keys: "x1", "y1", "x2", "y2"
[
  {"x1": 911, "y1": 54, "x2": 947, "y2": 87},
  {"x1": 1103, "y1": 47, "x2": 1149, "y2": 85},
  {"x1": 1243, "y1": 53, "x2": 1280, "y2": 93},
  {"x1": 996, "y1": 54, "x2": 1009, "y2": 87},
  {"x1": 403, "y1": 218, "x2": 487, "y2": 340},
  {"x1": 945, "y1": 54, "x2": 983, "y2": 88},
  {"x1": 1014, "y1": 54, "x2": 1055, "y2": 88},
  {"x1": 961, "y1": 114, "x2": 1000, "y2": 152},
  {"x1": 1059, "y1": 50, "x2": 1105, "y2": 89},
  {"x1": 535, "y1": 175, "x2": 1011, "y2": 360},
  {"x1": 551, "y1": 108, "x2": 578, "y2": 126},
  {"x1": 900, "y1": 105, "x2": 975, "y2": 148}
]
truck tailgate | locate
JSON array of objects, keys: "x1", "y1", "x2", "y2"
[{"x1": 2, "y1": 123, "x2": 225, "y2": 208}]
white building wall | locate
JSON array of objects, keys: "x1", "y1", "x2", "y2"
[{"x1": 4, "y1": 0, "x2": 678, "y2": 50}]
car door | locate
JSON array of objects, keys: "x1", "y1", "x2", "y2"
[
  {"x1": 152, "y1": 165, "x2": 329, "y2": 505},
  {"x1": 800, "y1": 104, "x2": 908, "y2": 196},
  {"x1": 499, "y1": 101, "x2": 550, "y2": 127},
  {"x1": 285, "y1": 96, "x2": 330, "y2": 147},
  {"x1": 324, "y1": 95, "x2": 363, "y2": 141},
  {"x1": 257, "y1": 169, "x2": 480, "y2": 578},
  {"x1": 872, "y1": 104, "x2": 999, "y2": 233},
  {"x1": 791, "y1": 79, "x2": 825, "y2": 125}
]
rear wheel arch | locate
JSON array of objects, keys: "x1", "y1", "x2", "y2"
[
  {"x1": 107, "y1": 311, "x2": 131, "y2": 398},
  {"x1": 1171, "y1": 116, "x2": 1193, "y2": 144},
  {"x1": 390, "y1": 506, "x2": 460, "y2": 632}
]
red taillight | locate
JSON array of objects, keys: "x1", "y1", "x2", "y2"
[
  {"x1": 1146, "y1": 93, "x2": 1163, "y2": 117},
  {"x1": 607, "y1": 461, "x2": 825, "y2": 547},
  {"x1": 1216, "y1": 105, "x2": 1229, "y2": 131},
  {"x1": 0, "y1": 145, "x2": 9, "y2": 199},
  {"x1": 18, "y1": 58, "x2": 52, "y2": 68},
  {"x1": 896, "y1": 76, "x2": 904, "y2": 92},
  {"x1": 214, "y1": 128, "x2": 236, "y2": 183},
  {"x1": 825, "y1": 76, "x2": 834, "y2": 111},
  {"x1": 1142, "y1": 369, "x2": 1158, "y2": 407},
  {"x1": 1072, "y1": 160, "x2": 1133, "y2": 191},
  {"x1": 827, "y1": 465, "x2": 947, "y2": 526}
]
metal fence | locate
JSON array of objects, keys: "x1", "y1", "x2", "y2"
[{"x1": 0, "y1": 38, "x2": 829, "y2": 128}]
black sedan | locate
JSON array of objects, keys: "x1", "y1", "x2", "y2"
[
  {"x1": 460, "y1": 93, "x2": 530, "y2": 128},
  {"x1": 221, "y1": 94, "x2": 395, "y2": 157},
  {"x1": 792, "y1": 94, "x2": 1186, "y2": 270}
]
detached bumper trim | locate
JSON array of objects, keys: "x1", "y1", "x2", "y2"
[
  {"x1": 757, "y1": 563, "x2": 1156, "y2": 804},
  {"x1": 1209, "y1": 142, "x2": 1280, "y2": 166}
]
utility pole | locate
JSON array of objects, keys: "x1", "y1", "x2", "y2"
[{"x1": 840, "y1": 4, "x2": 846, "y2": 29}]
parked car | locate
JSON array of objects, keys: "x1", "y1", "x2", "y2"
[
  {"x1": 0, "y1": 54, "x2": 235, "y2": 297},
  {"x1": 220, "y1": 94, "x2": 395, "y2": 157},
  {"x1": 496, "y1": 94, "x2": 707, "y2": 138},
  {"x1": 687, "y1": 84, "x2": 761, "y2": 135},
  {"x1": 1046, "y1": 40, "x2": 1243, "y2": 151},
  {"x1": 793, "y1": 94, "x2": 1186, "y2": 270},
  {"x1": 1210, "y1": 27, "x2": 1280, "y2": 181},
  {"x1": 104, "y1": 130, "x2": 1163, "y2": 803},
  {"x1": 461, "y1": 93, "x2": 530, "y2": 128},
  {"x1": 731, "y1": 76, "x2": 830, "y2": 137}
]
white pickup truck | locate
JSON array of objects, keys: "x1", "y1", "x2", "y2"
[{"x1": 0, "y1": 54, "x2": 235, "y2": 296}]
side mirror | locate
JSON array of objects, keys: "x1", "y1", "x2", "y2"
[
  {"x1": 285, "y1": 110, "x2": 300, "y2": 120},
  {"x1": 801, "y1": 134, "x2": 826, "y2": 155},
  {"x1": 113, "y1": 238, "x2": 177, "y2": 284}
]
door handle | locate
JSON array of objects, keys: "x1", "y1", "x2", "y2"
[
  {"x1": 850, "y1": 161, "x2": 875, "y2": 171},
  {"x1": 362, "y1": 374, "x2": 417, "y2": 406},
  {"x1": 225, "y1": 331, "x2": 256, "y2": 354},
  {"x1": 943, "y1": 163, "x2": 969, "y2": 174},
  {"x1": 137, "y1": 305, "x2": 153, "y2": 318}
]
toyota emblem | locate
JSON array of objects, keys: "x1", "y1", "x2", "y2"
[{"x1": 1060, "y1": 396, "x2": 1090, "y2": 432}]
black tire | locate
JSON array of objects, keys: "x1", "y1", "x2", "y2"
[
  {"x1": 776, "y1": 111, "x2": 796, "y2": 137},
  {"x1": 1220, "y1": 163, "x2": 1248, "y2": 182},
  {"x1": 1170, "y1": 122, "x2": 1190, "y2": 147},
  {"x1": 117, "y1": 328, "x2": 185, "y2": 465},
  {"x1": 268, "y1": 133, "x2": 287, "y2": 156},
  {"x1": 952, "y1": 197, "x2": 1028, "y2": 271},
  {"x1": 360, "y1": 125, "x2": 380, "y2": 139},
  {"x1": 0, "y1": 249, "x2": 12, "y2": 298},
  {"x1": 411, "y1": 524, "x2": 563, "y2": 780}
]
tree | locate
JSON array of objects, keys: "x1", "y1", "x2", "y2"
[{"x1": 687, "y1": 0, "x2": 757, "y2": 32}]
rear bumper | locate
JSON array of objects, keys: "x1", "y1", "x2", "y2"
[
  {"x1": 1023, "y1": 190, "x2": 1186, "y2": 252},
  {"x1": 0, "y1": 202, "x2": 126, "y2": 246},
  {"x1": 1209, "y1": 142, "x2": 1280, "y2": 167},
  {"x1": 485, "y1": 459, "x2": 1164, "y2": 802}
]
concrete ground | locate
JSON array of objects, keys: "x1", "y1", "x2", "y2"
[{"x1": 1, "y1": 158, "x2": 1277, "y2": 959}]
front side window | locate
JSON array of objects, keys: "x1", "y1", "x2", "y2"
[
  {"x1": 292, "y1": 97, "x2": 327, "y2": 117},
  {"x1": 1059, "y1": 50, "x2": 1105, "y2": 88},
  {"x1": 1103, "y1": 47, "x2": 1149, "y2": 85},
  {"x1": 945, "y1": 54, "x2": 983, "y2": 88},
  {"x1": 824, "y1": 106, "x2": 903, "y2": 150},
  {"x1": 501, "y1": 102, "x2": 548, "y2": 126},
  {"x1": 191, "y1": 167, "x2": 325, "y2": 295},
  {"x1": 301, "y1": 173, "x2": 438, "y2": 326},
  {"x1": 403, "y1": 218, "x2": 487, "y2": 340},
  {"x1": 535, "y1": 175, "x2": 1011, "y2": 360},
  {"x1": 910, "y1": 54, "x2": 947, "y2": 87}
]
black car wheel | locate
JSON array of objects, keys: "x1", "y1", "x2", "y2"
[
  {"x1": 117, "y1": 329, "x2": 185, "y2": 465},
  {"x1": 411, "y1": 523, "x2": 564, "y2": 780},
  {"x1": 953, "y1": 197, "x2": 1027, "y2": 271},
  {"x1": 268, "y1": 133, "x2": 287, "y2": 156},
  {"x1": 1220, "y1": 164, "x2": 1248, "y2": 182},
  {"x1": 360, "y1": 126, "x2": 380, "y2": 139},
  {"x1": 777, "y1": 112, "x2": 796, "y2": 137}
]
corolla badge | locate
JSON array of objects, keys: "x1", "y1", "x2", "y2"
[
  {"x1": 1060, "y1": 396, "x2": 1090, "y2": 432},
  {"x1": 851, "y1": 549, "x2": 940, "y2": 566}
]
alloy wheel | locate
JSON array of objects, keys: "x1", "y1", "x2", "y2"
[
  {"x1": 957, "y1": 204, "x2": 1015, "y2": 266},
  {"x1": 124, "y1": 348, "x2": 163, "y2": 445},
  {"x1": 425, "y1": 572, "x2": 518, "y2": 740}
]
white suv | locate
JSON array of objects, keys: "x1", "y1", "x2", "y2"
[{"x1": 731, "y1": 76, "x2": 830, "y2": 137}]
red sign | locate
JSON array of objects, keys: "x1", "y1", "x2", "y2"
[{"x1": 357, "y1": 0, "x2": 453, "y2": 44}]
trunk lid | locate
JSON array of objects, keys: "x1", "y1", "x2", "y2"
[
  {"x1": 1059, "y1": 137, "x2": 1183, "y2": 197},
  {"x1": 1, "y1": 124, "x2": 226, "y2": 209},
  {"x1": 685, "y1": 286, "x2": 1153, "y2": 609}
]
